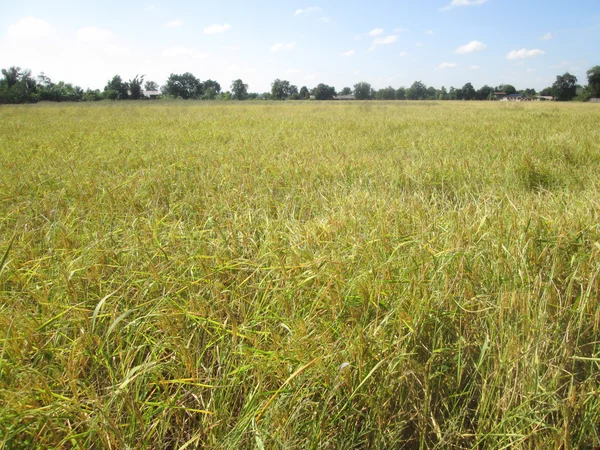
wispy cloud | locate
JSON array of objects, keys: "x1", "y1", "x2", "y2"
[
  {"x1": 436, "y1": 62, "x2": 458, "y2": 70},
  {"x1": 271, "y1": 42, "x2": 296, "y2": 52},
  {"x1": 506, "y1": 48, "x2": 545, "y2": 60},
  {"x1": 454, "y1": 40, "x2": 487, "y2": 54},
  {"x1": 341, "y1": 49, "x2": 355, "y2": 56},
  {"x1": 541, "y1": 32, "x2": 552, "y2": 40},
  {"x1": 415, "y1": 42, "x2": 424, "y2": 47},
  {"x1": 295, "y1": 6, "x2": 321, "y2": 15},
  {"x1": 425, "y1": 30, "x2": 434, "y2": 35},
  {"x1": 368, "y1": 28, "x2": 384, "y2": 37},
  {"x1": 319, "y1": 17, "x2": 331, "y2": 23},
  {"x1": 204, "y1": 24, "x2": 231, "y2": 34},
  {"x1": 399, "y1": 51, "x2": 409, "y2": 57},
  {"x1": 165, "y1": 19, "x2": 183, "y2": 27},
  {"x1": 369, "y1": 35, "x2": 398, "y2": 51},
  {"x1": 469, "y1": 65, "x2": 481, "y2": 70},
  {"x1": 7, "y1": 17, "x2": 54, "y2": 40},
  {"x1": 442, "y1": 0, "x2": 487, "y2": 11}
]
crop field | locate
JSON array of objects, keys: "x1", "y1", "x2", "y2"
[{"x1": 1, "y1": 101, "x2": 600, "y2": 449}]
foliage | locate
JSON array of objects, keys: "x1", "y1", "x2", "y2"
[
  {"x1": 162, "y1": 73, "x2": 202, "y2": 99},
  {"x1": 1, "y1": 102, "x2": 599, "y2": 448},
  {"x1": 586, "y1": 65, "x2": 600, "y2": 98},
  {"x1": 339, "y1": 87, "x2": 352, "y2": 95},
  {"x1": 144, "y1": 80, "x2": 159, "y2": 91},
  {"x1": 299, "y1": 86, "x2": 309, "y2": 99},
  {"x1": 129, "y1": 74, "x2": 145, "y2": 100},
  {"x1": 407, "y1": 80, "x2": 428, "y2": 100},
  {"x1": 231, "y1": 79, "x2": 248, "y2": 100},
  {"x1": 105, "y1": 75, "x2": 129, "y2": 100},
  {"x1": 312, "y1": 83, "x2": 336, "y2": 100},
  {"x1": 271, "y1": 79, "x2": 293, "y2": 100},
  {"x1": 353, "y1": 81, "x2": 372, "y2": 100},
  {"x1": 552, "y1": 72, "x2": 578, "y2": 101}
]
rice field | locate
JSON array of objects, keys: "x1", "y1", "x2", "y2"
[{"x1": 1, "y1": 100, "x2": 600, "y2": 449}]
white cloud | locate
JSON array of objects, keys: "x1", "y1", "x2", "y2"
[
  {"x1": 319, "y1": 17, "x2": 331, "y2": 23},
  {"x1": 415, "y1": 42, "x2": 424, "y2": 47},
  {"x1": 295, "y1": 6, "x2": 321, "y2": 15},
  {"x1": 271, "y1": 42, "x2": 296, "y2": 52},
  {"x1": 341, "y1": 49, "x2": 355, "y2": 56},
  {"x1": 368, "y1": 28, "x2": 384, "y2": 37},
  {"x1": 369, "y1": 35, "x2": 398, "y2": 51},
  {"x1": 165, "y1": 19, "x2": 183, "y2": 27},
  {"x1": 454, "y1": 40, "x2": 487, "y2": 54},
  {"x1": 144, "y1": 3, "x2": 158, "y2": 12},
  {"x1": 436, "y1": 62, "x2": 458, "y2": 70},
  {"x1": 469, "y1": 65, "x2": 481, "y2": 70},
  {"x1": 541, "y1": 32, "x2": 552, "y2": 40},
  {"x1": 6, "y1": 17, "x2": 54, "y2": 41},
  {"x1": 204, "y1": 24, "x2": 231, "y2": 34},
  {"x1": 399, "y1": 52, "x2": 409, "y2": 57},
  {"x1": 506, "y1": 48, "x2": 545, "y2": 60},
  {"x1": 425, "y1": 30, "x2": 434, "y2": 35},
  {"x1": 76, "y1": 27, "x2": 114, "y2": 43},
  {"x1": 442, "y1": 0, "x2": 487, "y2": 10}
]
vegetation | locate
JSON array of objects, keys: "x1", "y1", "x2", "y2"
[
  {"x1": 1, "y1": 101, "x2": 600, "y2": 448},
  {"x1": 2, "y1": 65, "x2": 599, "y2": 104}
]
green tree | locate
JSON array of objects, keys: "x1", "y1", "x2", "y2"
[
  {"x1": 552, "y1": 73, "x2": 577, "y2": 101},
  {"x1": 202, "y1": 79, "x2": 221, "y2": 99},
  {"x1": 476, "y1": 85, "x2": 492, "y2": 100},
  {"x1": 104, "y1": 75, "x2": 129, "y2": 99},
  {"x1": 1, "y1": 66, "x2": 23, "y2": 88},
  {"x1": 144, "y1": 80, "x2": 159, "y2": 91},
  {"x1": 438, "y1": 86, "x2": 448, "y2": 100},
  {"x1": 313, "y1": 83, "x2": 336, "y2": 100},
  {"x1": 375, "y1": 86, "x2": 396, "y2": 100},
  {"x1": 540, "y1": 87, "x2": 553, "y2": 96},
  {"x1": 353, "y1": 81, "x2": 372, "y2": 100},
  {"x1": 299, "y1": 86, "x2": 309, "y2": 99},
  {"x1": 129, "y1": 74, "x2": 145, "y2": 100},
  {"x1": 231, "y1": 79, "x2": 248, "y2": 100},
  {"x1": 271, "y1": 79, "x2": 292, "y2": 100},
  {"x1": 396, "y1": 87, "x2": 406, "y2": 100},
  {"x1": 462, "y1": 82, "x2": 476, "y2": 100},
  {"x1": 586, "y1": 65, "x2": 600, "y2": 98},
  {"x1": 497, "y1": 84, "x2": 516, "y2": 95},
  {"x1": 407, "y1": 81, "x2": 427, "y2": 100},
  {"x1": 340, "y1": 87, "x2": 352, "y2": 95},
  {"x1": 162, "y1": 73, "x2": 202, "y2": 99}
]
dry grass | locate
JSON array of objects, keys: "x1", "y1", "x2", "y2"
[{"x1": 1, "y1": 100, "x2": 600, "y2": 449}]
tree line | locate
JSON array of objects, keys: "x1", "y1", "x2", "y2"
[{"x1": 1, "y1": 65, "x2": 599, "y2": 104}]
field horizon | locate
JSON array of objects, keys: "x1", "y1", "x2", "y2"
[{"x1": 1, "y1": 101, "x2": 599, "y2": 448}]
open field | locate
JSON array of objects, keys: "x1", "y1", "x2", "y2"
[{"x1": 1, "y1": 101, "x2": 600, "y2": 448}]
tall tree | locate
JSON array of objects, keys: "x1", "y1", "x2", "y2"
[
  {"x1": 353, "y1": 81, "x2": 372, "y2": 100},
  {"x1": 339, "y1": 87, "x2": 352, "y2": 95},
  {"x1": 162, "y1": 73, "x2": 202, "y2": 99},
  {"x1": 271, "y1": 79, "x2": 292, "y2": 100},
  {"x1": 497, "y1": 84, "x2": 516, "y2": 95},
  {"x1": 586, "y1": 66, "x2": 600, "y2": 98},
  {"x1": 129, "y1": 74, "x2": 145, "y2": 100},
  {"x1": 396, "y1": 87, "x2": 406, "y2": 100},
  {"x1": 231, "y1": 79, "x2": 248, "y2": 100},
  {"x1": 313, "y1": 83, "x2": 336, "y2": 100},
  {"x1": 462, "y1": 82, "x2": 476, "y2": 100},
  {"x1": 407, "y1": 81, "x2": 428, "y2": 100},
  {"x1": 299, "y1": 86, "x2": 309, "y2": 99},
  {"x1": 552, "y1": 73, "x2": 577, "y2": 101},
  {"x1": 202, "y1": 79, "x2": 221, "y2": 99},
  {"x1": 477, "y1": 85, "x2": 493, "y2": 100},
  {"x1": 144, "y1": 80, "x2": 159, "y2": 91},
  {"x1": 104, "y1": 75, "x2": 129, "y2": 99}
]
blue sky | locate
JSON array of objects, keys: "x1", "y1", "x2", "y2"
[{"x1": 1, "y1": 0, "x2": 598, "y2": 92}]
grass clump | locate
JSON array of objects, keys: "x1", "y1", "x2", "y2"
[{"x1": 1, "y1": 101, "x2": 600, "y2": 448}]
